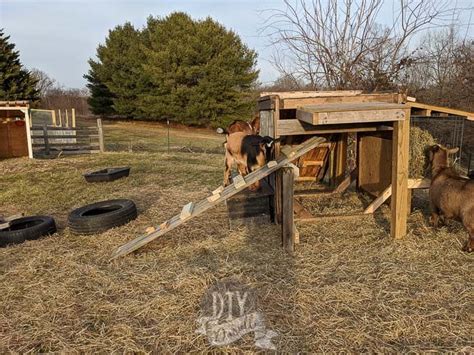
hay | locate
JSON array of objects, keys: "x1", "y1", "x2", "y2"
[
  {"x1": 0, "y1": 121, "x2": 472, "y2": 352},
  {"x1": 409, "y1": 126, "x2": 437, "y2": 178}
]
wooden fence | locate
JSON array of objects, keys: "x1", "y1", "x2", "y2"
[{"x1": 31, "y1": 119, "x2": 104, "y2": 156}]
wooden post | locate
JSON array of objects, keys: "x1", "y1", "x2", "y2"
[
  {"x1": 58, "y1": 110, "x2": 62, "y2": 127},
  {"x1": 281, "y1": 165, "x2": 295, "y2": 253},
  {"x1": 391, "y1": 111, "x2": 410, "y2": 239},
  {"x1": 97, "y1": 118, "x2": 105, "y2": 152},
  {"x1": 42, "y1": 124, "x2": 50, "y2": 155},
  {"x1": 71, "y1": 108, "x2": 76, "y2": 128},
  {"x1": 65, "y1": 109, "x2": 69, "y2": 127},
  {"x1": 52, "y1": 110, "x2": 57, "y2": 126},
  {"x1": 24, "y1": 109, "x2": 33, "y2": 158},
  {"x1": 335, "y1": 133, "x2": 348, "y2": 185}
]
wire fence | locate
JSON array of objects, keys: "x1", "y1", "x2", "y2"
[{"x1": 411, "y1": 116, "x2": 472, "y2": 173}]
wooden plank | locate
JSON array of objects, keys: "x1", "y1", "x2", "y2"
[
  {"x1": 406, "y1": 102, "x2": 474, "y2": 120},
  {"x1": 297, "y1": 106, "x2": 406, "y2": 125},
  {"x1": 334, "y1": 133, "x2": 347, "y2": 185},
  {"x1": 296, "y1": 212, "x2": 373, "y2": 223},
  {"x1": 180, "y1": 202, "x2": 194, "y2": 220},
  {"x1": 358, "y1": 134, "x2": 392, "y2": 197},
  {"x1": 32, "y1": 142, "x2": 100, "y2": 147},
  {"x1": 260, "y1": 90, "x2": 362, "y2": 99},
  {"x1": 281, "y1": 93, "x2": 399, "y2": 109},
  {"x1": 334, "y1": 168, "x2": 357, "y2": 194},
  {"x1": 233, "y1": 175, "x2": 246, "y2": 189},
  {"x1": 391, "y1": 112, "x2": 410, "y2": 239},
  {"x1": 31, "y1": 126, "x2": 97, "y2": 131},
  {"x1": 301, "y1": 160, "x2": 324, "y2": 167},
  {"x1": 277, "y1": 120, "x2": 393, "y2": 136},
  {"x1": 110, "y1": 136, "x2": 326, "y2": 260},
  {"x1": 299, "y1": 102, "x2": 405, "y2": 113},
  {"x1": 282, "y1": 166, "x2": 295, "y2": 253},
  {"x1": 408, "y1": 178, "x2": 431, "y2": 189},
  {"x1": 364, "y1": 185, "x2": 392, "y2": 214}
]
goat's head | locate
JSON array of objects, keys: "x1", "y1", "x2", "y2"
[{"x1": 428, "y1": 144, "x2": 459, "y2": 175}]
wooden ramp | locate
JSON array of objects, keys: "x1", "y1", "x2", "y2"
[{"x1": 110, "y1": 136, "x2": 326, "y2": 260}]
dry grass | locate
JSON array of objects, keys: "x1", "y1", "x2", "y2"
[
  {"x1": 409, "y1": 126, "x2": 437, "y2": 179},
  {"x1": 0, "y1": 121, "x2": 472, "y2": 352}
]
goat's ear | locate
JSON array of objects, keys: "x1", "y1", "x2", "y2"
[
  {"x1": 432, "y1": 144, "x2": 440, "y2": 152},
  {"x1": 448, "y1": 147, "x2": 459, "y2": 154}
]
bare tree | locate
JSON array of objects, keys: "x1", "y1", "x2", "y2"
[
  {"x1": 263, "y1": 0, "x2": 461, "y2": 91},
  {"x1": 30, "y1": 68, "x2": 56, "y2": 98}
]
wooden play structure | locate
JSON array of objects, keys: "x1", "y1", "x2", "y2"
[
  {"x1": 0, "y1": 101, "x2": 104, "y2": 159},
  {"x1": 111, "y1": 90, "x2": 473, "y2": 259}
]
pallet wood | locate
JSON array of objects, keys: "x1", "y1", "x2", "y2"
[
  {"x1": 296, "y1": 103, "x2": 406, "y2": 125},
  {"x1": 110, "y1": 136, "x2": 326, "y2": 260}
]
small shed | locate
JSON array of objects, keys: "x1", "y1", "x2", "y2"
[{"x1": 0, "y1": 101, "x2": 33, "y2": 159}]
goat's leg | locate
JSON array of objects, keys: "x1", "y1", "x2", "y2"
[
  {"x1": 430, "y1": 202, "x2": 440, "y2": 228},
  {"x1": 223, "y1": 153, "x2": 233, "y2": 187},
  {"x1": 462, "y1": 226, "x2": 474, "y2": 253}
]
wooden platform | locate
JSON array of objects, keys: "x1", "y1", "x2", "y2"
[{"x1": 296, "y1": 102, "x2": 406, "y2": 125}]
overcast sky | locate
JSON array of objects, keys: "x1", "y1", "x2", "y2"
[{"x1": 1, "y1": 0, "x2": 473, "y2": 89}]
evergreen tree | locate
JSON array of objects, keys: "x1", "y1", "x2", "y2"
[
  {"x1": 0, "y1": 29, "x2": 39, "y2": 101},
  {"x1": 84, "y1": 62, "x2": 116, "y2": 115},
  {"x1": 141, "y1": 13, "x2": 258, "y2": 126},
  {"x1": 85, "y1": 23, "x2": 147, "y2": 118},
  {"x1": 85, "y1": 13, "x2": 258, "y2": 126}
]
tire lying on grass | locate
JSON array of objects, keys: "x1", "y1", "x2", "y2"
[
  {"x1": 68, "y1": 199, "x2": 138, "y2": 235},
  {"x1": 0, "y1": 216, "x2": 57, "y2": 247}
]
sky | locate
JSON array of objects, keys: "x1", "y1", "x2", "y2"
[{"x1": 1, "y1": 0, "x2": 473, "y2": 89}]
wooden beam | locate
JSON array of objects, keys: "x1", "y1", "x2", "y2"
[
  {"x1": 277, "y1": 120, "x2": 393, "y2": 136},
  {"x1": 71, "y1": 108, "x2": 76, "y2": 128},
  {"x1": 24, "y1": 109, "x2": 33, "y2": 158},
  {"x1": 296, "y1": 212, "x2": 371, "y2": 223},
  {"x1": 280, "y1": 93, "x2": 400, "y2": 109},
  {"x1": 407, "y1": 102, "x2": 474, "y2": 120},
  {"x1": 282, "y1": 166, "x2": 295, "y2": 253},
  {"x1": 296, "y1": 103, "x2": 406, "y2": 125},
  {"x1": 391, "y1": 112, "x2": 410, "y2": 239},
  {"x1": 260, "y1": 90, "x2": 362, "y2": 99},
  {"x1": 334, "y1": 168, "x2": 357, "y2": 194}
]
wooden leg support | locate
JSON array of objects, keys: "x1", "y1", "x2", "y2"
[
  {"x1": 282, "y1": 166, "x2": 295, "y2": 253},
  {"x1": 391, "y1": 116, "x2": 410, "y2": 239}
]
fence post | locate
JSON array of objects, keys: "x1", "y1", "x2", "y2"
[
  {"x1": 52, "y1": 110, "x2": 57, "y2": 126},
  {"x1": 65, "y1": 109, "x2": 69, "y2": 128},
  {"x1": 42, "y1": 124, "x2": 50, "y2": 155},
  {"x1": 58, "y1": 109, "x2": 62, "y2": 127},
  {"x1": 97, "y1": 119, "x2": 105, "y2": 152},
  {"x1": 72, "y1": 108, "x2": 76, "y2": 128}
]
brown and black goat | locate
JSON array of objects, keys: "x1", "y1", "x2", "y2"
[
  {"x1": 223, "y1": 132, "x2": 276, "y2": 191},
  {"x1": 428, "y1": 144, "x2": 474, "y2": 252}
]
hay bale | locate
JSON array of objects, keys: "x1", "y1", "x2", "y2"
[{"x1": 409, "y1": 126, "x2": 437, "y2": 178}]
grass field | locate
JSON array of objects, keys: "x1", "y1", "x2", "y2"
[{"x1": 0, "y1": 120, "x2": 472, "y2": 352}]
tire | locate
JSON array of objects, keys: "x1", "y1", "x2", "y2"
[
  {"x1": 0, "y1": 216, "x2": 57, "y2": 247},
  {"x1": 68, "y1": 199, "x2": 138, "y2": 235}
]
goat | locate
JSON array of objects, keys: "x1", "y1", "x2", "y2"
[
  {"x1": 429, "y1": 144, "x2": 474, "y2": 252},
  {"x1": 224, "y1": 132, "x2": 276, "y2": 191}
]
